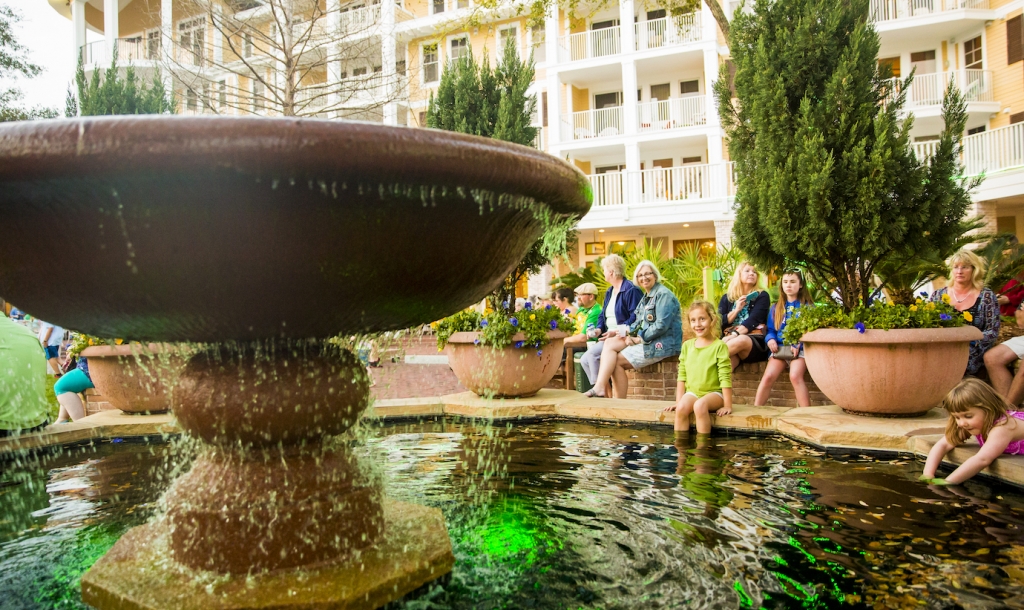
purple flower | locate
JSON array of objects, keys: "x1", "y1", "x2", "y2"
[
  {"x1": 534, "y1": 341, "x2": 541, "y2": 348},
  {"x1": 920, "y1": 291, "x2": 929, "y2": 297},
  {"x1": 564, "y1": 308, "x2": 572, "y2": 315},
  {"x1": 940, "y1": 313, "x2": 951, "y2": 321},
  {"x1": 473, "y1": 339, "x2": 481, "y2": 345},
  {"x1": 854, "y1": 322, "x2": 866, "y2": 334},
  {"x1": 502, "y1": 300, "x2": 509, "y2": 309},
  {"x1": 480, "y1": 319, "x2": 488, "y2": 327},
  {"x1": 536, "y1": 350, "x2": 543, "y2": 357},
  {"x1": 510, "y1": 317, "x2": 518, "y2": 327},
  {"x1": 545, "y1": 304, "x2": 552, "y2": 310},
  {"x1": 514, "y1": 340, "x2": 524, "y2": 348},
  {"x1": 550, "y1": 319, "x2": 558, "y2": 330},
  {"x1": 524, "y1": 301, "x2": 532, "y2": 310}
]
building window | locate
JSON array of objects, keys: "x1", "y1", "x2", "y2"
[
  {"x1": 423, "y1": 44, "x2": 438, "y2": 83},
  {"x1": 243, "y1": 33, "x2": 254, "y2": 58},
  {"x1": 499, "y1": 26, "x2": 518, "y2": 57},
  {"x1": 1011, "y1": 111, "x2": 1024, "y2": 125},
  {"x1": 531, "y1": 25, "x2": 546, "y2": 63},
  {"x1": 432, "y1": 0, "x2": 444, "y2": 14},
  {"x1": 964, "y1": 35, "x2": 983, "y2": 70},
  {"x1": 967, "y1": 125, "x2": 986, "y2": 135},
  {"x1": 186, "y1": 88, "x2": 198, "y2": 112},
  {"x1": 146, "y1": 30, "x2": 161, "y2": 60},
  {"x1": 252, "y1": 79, "x2": 265, "y2": 112},
  {"x1": 179, "y1": 17, "x2": 205, "y2": 66},
  {"x1": 396, "y1": 60, "x2": 406, "y2": 75},
  {"x1": 418, "y1": 111, "x2": 427, "y2": 126},
  {"x1": 218, "y1": 80, "x2": 227, "y2": 108},
  {"x1": 457, "y1": 0, "x2": 469, "y2": 7},
  {"x1": 353, "y1": 66, "x2": 368, "y2": 76},
  {"x1": 680, "y1": 80, "x2": 700, "y2": 95},
  {"x1": 450, "y1": 37, "x2": 469, "y2": 61},
  {"x1": 594, "y1": 91, "x2": 621, "y2": 108}
]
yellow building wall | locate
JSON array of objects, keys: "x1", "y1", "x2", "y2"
[
  {"x1": 118, "y1": 0, "x2": 160, "y2": 35},
  {"x1": 405, "y1": 0, "x2": 429, "y2": 19},
  {"x1": 987, "y1": 9, "x2": 1024, "y2": 129},
  {"x1": 572, "y1": 85, "x2": 589, "y2": 112},
  {"x1": 574, "y1": 159, "x2": 592, "y2": 174}
]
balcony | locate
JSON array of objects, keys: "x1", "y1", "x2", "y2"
[
  {"x1": 887, "y1": 69, "x2": 994, "y2": 111},
  {"x1": 558, "y1": 27, "x2": 620, "y2": 63},
  {"x1": 637, "y1": 96, "x2": 706, "y2": 132},
  {"x1": 869, "y1": 0, "x2": 988, "y2": 23},
  {"x1": 80, "y1": 40, "x2": 105, "y2": 68},
  {"x1": 562, "y1": 107, "x2": 624, "y2": 141},
  {"x1": 339, "y1": 4, "x2": 382, "y2": 33},
  {"x1": 634, "y1": 13, "x2": 701, "y2": 51},
  {"x1": 588, "y1": 163, "x2": 736, "y2": 207}
]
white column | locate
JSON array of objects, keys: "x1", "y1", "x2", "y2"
[
  {"x1": 625, "y1": 142, "x2": 641, "y2": 206},
  {"x1": 619, "y1": 0, "x2": 635, "y2": 54},
  {"x1": 327, "y1": 0, "x2": 342, "y2": 113},
  {"x1": 104, "y1": 0, "x2": 119, "y2": 64},
  {"x1": 545, "y1": 7, "x2": 560, "y2": 70},
  {"x1": 161, "y1": 0, "x2": 173, "y2": 93},
  {"x1": 702, "y1": 1, "x2": 718, "y2": 41},
  {"x1": 622, "y1": 58, "x2": 637, "y2": 135},
  {"x1": 703, "y1": 47, "x2": 725, "y2": 198},
  {"x1": 381, "y1": 0, "x2": 398, "y2": 124},
  {"x1": 213, "y1": 5, "x2": 223, "y2": 64},
  {"x1": 544, "y1": 7, "x2": 562, "y2": 146},
  {"x1": 72, "y1": 0, "x2": 87, "y2": 67}
]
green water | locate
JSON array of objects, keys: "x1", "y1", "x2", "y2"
[{"x1": 2, "y1": 422, "x2": 1024, "y2": 609}]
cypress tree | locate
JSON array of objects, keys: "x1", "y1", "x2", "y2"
[
  {"x1": 74, "y1": 52, "x2": 175, "y2": 116},
  {"x1": 715, "y1": 0, "x2": 976, "y2": 309}
]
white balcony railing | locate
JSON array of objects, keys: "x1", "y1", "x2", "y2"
[
  {"x1": 964, "y1": 123, "x2": 1024, "y2": 177},
  {"x1": 80, "y1": 41, "x2": 105, "y2": 66},
  {"x1": 888, "y1": 70, "x2": 994, "y2": 108},
  {"x1": 559, "y1": 27, "x2": 620, "y2": 62},
  {"x1": 634, "y1": 13, "x2": 702, "y2": 51},
  {"x1": 532, "y1": 126, "x2": 545, "y2": 150},
  {"x1": 339, "y1": 4, "x2": 382, "y2": 32},
  {"x1": 869, "y1": 0, "x2": 988, "y2": 23},
  {"x1": 588, "y1": 162, "x2": 737, "y2": 207},
  {"x1": 637, "y1": 96, "x2": 706, "y2": 132},
  {"x1": 563, "y1": 106, "x2": 625, "y2": 140}
]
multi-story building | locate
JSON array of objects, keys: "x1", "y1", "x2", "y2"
[{"x1": 45, "y1": 0, "x2": 1024, "y2": 285}]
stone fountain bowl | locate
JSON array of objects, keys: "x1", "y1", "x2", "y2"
[{"x1": 0, "y1": 116, "x2": 591, "y2": 342}]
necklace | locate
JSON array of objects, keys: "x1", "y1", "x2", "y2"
[{"x1": 949, "y1": 286, "x2": 974, "y2": 304}]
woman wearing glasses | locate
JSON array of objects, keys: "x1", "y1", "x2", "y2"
[
  {"x1": 583, "y1": 260, "x2": 682, "y2": 398},
  {"x1": 931, "y1": 249, "x2": 1000, "y2": 377}
]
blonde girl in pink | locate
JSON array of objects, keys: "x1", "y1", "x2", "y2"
[
  {"x1": 923, "y1": 378, "x2": 1024, "y2": 484},
  {"x1": 663, "y1": 301, "x2": 733, "y2": 434}
]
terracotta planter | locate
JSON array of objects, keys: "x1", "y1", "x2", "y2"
[
  {"x1": 446, "y1": 331, "x2": 567, "y2": 398},
  {"x1": 801, "y1": 326, "x2": 983, "y2": 417},
  {"x1": 80, "y1": 344, "x2": 188, "y2": 414}
]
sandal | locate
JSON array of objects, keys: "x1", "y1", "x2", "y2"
[{"x1": 582, "y1": 389, "x2": 605, "y2": 398}]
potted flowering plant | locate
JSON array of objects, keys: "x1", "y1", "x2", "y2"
[
  {"x1": 435, "y1": 302, "x2": 576, "y2": 398},
  {"x1": 783, "y1": 295, "x2": 982, "y2": 417}
]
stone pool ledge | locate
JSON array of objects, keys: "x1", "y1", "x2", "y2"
[{"x1": 0, "y1": 410, "x2": 179, "y2": 458}]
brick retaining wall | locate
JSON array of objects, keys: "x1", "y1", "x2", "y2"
[{"x1": 624, "y1": 357, "x2": 831, "y2": 407}]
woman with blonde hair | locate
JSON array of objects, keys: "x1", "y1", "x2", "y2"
[
  {"x1": 717, "y1": 261, "x2": 771, "y2": 369},
  {"x1": 930, "y1": 248, "x2": 1000, "y2": 377}
]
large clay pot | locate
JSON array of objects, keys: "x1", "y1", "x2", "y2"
[
  {"x1": 80, "y1": 344, "x2": 188, "y2": 414},
  {"x1": 446, "y1": 331, "x2": 567, "y2": 398},
  {"x1": 801, "y1": 326, "x2": 983, "y2": 417}
]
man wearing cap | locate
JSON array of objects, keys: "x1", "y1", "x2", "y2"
[{"x1": 563, "y1": 283, "x2": 603, "y2": 349}]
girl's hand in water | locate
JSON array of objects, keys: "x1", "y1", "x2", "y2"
[{"x1": 919, "y1": 476, "x2": 950, "y2": 485}]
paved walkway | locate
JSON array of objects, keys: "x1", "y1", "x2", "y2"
[{"x1": 368, "y1": 335, "x2": 467, "y2": 400}]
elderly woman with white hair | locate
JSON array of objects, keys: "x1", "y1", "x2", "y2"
[
  {"x1": 931, "y1": 248, "x2": 1000, "y2": 377},
  {"x1": 583, "y1": 260, "x2": 682, "y2": 398},
  {"x1": 579, "y1": 254, "x2": 644, "y2": 388}
]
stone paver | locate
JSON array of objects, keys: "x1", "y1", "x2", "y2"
[
  {"x1": 0, "y1": 410, "x2": 179, "y2": 456},
  {"x1": 775, "y1": 405, "x2": 947, "y2": 451},
  {"x1": 441, "y1": 389, "x2": 583, "y2": 419},
  {"x1": 910, "y1": 434, "x2": 1024, "y2": 486}
]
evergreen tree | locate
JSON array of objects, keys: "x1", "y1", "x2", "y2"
[
  {"x1": 427, "y1": 44, "x2": 556, "y2": 311},
  {"x1": 74, "y1": 53, "x2": 175, "y2": 116},
  {"x1": 715, "y1": 0, "x2": 976, "y2": 309}
]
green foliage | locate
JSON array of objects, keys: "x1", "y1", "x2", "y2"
[
  {"x1": 717, "y1": 0, "x2": 976, "y2": 312},
  {"x1": 427, "y1": 41, "x2": 567, "y2": 314},
  {"x1": 435, "y1": 304, "x2": 575, "y2": 351},
  {"x1": 782, "y1": 298, "x2": 968, "y2": 344},
  {"x1": 0, "y1": 5, "x2": 58, "y2": 121},
  {"x1": 74, "y1": 53, "x2": 175, "y2": 116},
  {"x1": 976, "y1": 233, "x2": 1024, "y2": 292}
]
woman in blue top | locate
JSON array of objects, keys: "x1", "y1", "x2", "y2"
[
  {"x1": 754, "y1": 270, "x2": 814, "y2": 407},
  {"x1": 584, "y1": 260, "x2": 682, "y2": 398}
]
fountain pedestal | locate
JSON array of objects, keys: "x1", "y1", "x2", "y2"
[{"x1": 81, "y1": 343, "x2": 455, "y2": 608}]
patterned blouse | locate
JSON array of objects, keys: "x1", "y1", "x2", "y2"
[{"x1": 929, "y1": 286, "x2": 1000, "y2": 376}]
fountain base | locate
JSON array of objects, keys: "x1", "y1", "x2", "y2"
[{"x1": 81, "y1": 498, "x2": 454, "y2": 609}]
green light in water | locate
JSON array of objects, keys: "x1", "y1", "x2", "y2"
[
  {"x1": 467, "y1": 496, "x2": 559, "y2": 567},
  {"x1": 733, "y1": 581, "x2": 755, "y2": 607}
]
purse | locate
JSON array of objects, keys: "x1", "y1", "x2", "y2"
[{"x1": 774, "y1": 345, "x2": 797, "y2": 361}]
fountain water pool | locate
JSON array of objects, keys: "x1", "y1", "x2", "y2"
[{"x1": 3, "y1": 421, "x2": 1024, "y2": 609}]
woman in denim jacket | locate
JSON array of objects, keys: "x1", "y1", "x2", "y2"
[{"x1": 584, "y1": 260, "x2": 682, "y2": 398}]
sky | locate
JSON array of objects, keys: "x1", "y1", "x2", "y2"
[{"x1": 6, "y1": 1, "x2": 100, "y2": 112}]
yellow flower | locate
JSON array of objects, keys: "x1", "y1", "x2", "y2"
[
  {"x1": 963, "y1": 311, "x2": 973, "y2": 322},
  {"x1": 942, "y1": 293, "x2": 951, "y2": 304},
  {"x1": 916, "y1": 298, "x2": 923, "y2": 304},
  {"x1": 909, "y1": 305, "x2": 917, "y2": 311},
  {"x1": 530, "y1": 314, "x2": 536, "y2": 320},
  {"x1": 926, "y1": 302, "x2": 935, "y2": 310}
]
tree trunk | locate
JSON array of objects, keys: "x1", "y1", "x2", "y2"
[{"x1": 706, "y1": 0, "x2": 730, "y2": 38}]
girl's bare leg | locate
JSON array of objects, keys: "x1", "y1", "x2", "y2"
[
  {"x1": 789, "y1": 358, "x2": 811, "y2": 407},
  {"x1": 692, "y1": 393, "x2": 725, "y2": 434},
  {"x1": 754, "y1": 357, "x2": 786, "y2": 406}
]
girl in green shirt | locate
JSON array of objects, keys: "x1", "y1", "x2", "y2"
[{"x1": 663, "y1": 301, "x2": 733, "y2": 434}]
